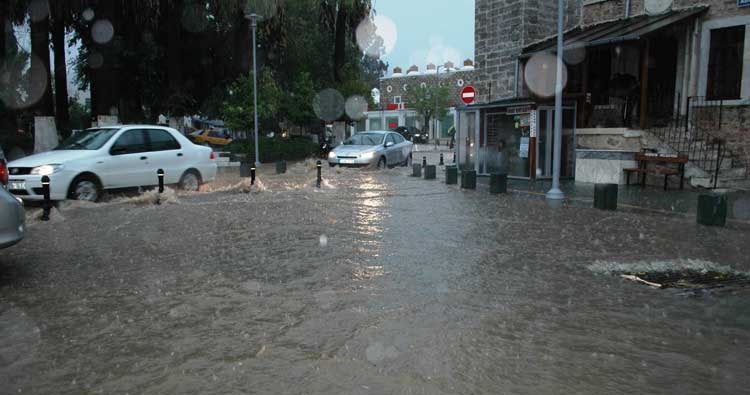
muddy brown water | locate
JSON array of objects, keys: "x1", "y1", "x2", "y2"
[{"x1": 2, "y1": 161, "x2": 750, "y2": 394}]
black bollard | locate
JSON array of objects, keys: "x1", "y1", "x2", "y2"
[
  {"x1": 445, "y1": 165, "x2": 458, "y2": 185},
  {"x1": 157, "y1": 169, "x2": 165, "y2": 205},
  {"x1": 489, "y1": 173, "x2": 508, "y2": 194},
  {"x1": 439, "y1": 153, "x2": 444, "y2": 166},
  {"x1": 697, "y1": 191, "x2": 727, "y2": 226},
  {"x1": 276, "y1": 160, "x2": 287, "y2": 174},
  {"x1": 460, "y1": 170, "x2": 477, "y2": 190},
  {"x1": 422, "y1": 156, "x2": 427, "y2": 168},
  {"x1": 424, "y1": 165, "x2": 437, "y2": 180},
  {"x1": 594, "y1": 183, "x2": 618, "y2": 210},
  {"x1": 251, "y1": 166, "x2": 256, "y2": 185},
  {"x1": 316, "y1": 160, "x2": 322, "y2": 188},
  {"x1": 453, "y1": 153, "x2": 456, "y2": 163},
  {"x1": 412, "y1": 164, "x2": 422, "y2": 177},
  {"x1": 41, "y1": 175, "x2": 51, "y2": 221}
]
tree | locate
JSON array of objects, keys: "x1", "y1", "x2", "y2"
[
  {"x1": 410, "y1": 85, "x2": 452, "y2": 135},
  {"x1": 319, "y1": 0, "x2": 371, "y2": 83},
  {"x1": 220, "y1": 69, "x2": 282, "y2": 133}
]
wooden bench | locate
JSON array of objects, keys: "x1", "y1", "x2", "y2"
[{"x1": 623, "y1": 152, "x2": 688, "y2": 191}]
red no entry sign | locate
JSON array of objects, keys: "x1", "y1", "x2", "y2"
[{"x1": 460, "y1": 86, "x2": 476, "y2": 105}]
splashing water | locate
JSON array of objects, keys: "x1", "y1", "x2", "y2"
[{"x1": 111, "y1": 187, "x2": 179, "y2": 206}]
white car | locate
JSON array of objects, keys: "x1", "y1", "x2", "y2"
[{"x1": 6, "y1": 125, "x2": 217, "y2": 202}]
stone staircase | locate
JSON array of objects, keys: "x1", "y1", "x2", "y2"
[{"x1": 644, "y1": 128, "x2": 749, "y2": 190}]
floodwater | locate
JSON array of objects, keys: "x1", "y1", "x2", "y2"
[{"x1": 2, "y1": 158, "x2": 750, "y2": 394}]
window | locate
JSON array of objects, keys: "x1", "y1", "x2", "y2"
[
  {"x1": 147, "y1": 129, "x2": 181, "y2": 151},
  {"x1": 393, "y1": 96, "x2": 402, "y2": 104},
  {"x1": 386, "y1": 134, "x2": 396, "y2": 145},
  {"x1": 706, "y1": 25, "x2": 745, "y2": 100},
  {"x1": 393, "y1": 133, "x2": 405, "y2": 143},
  {"x1": 110, "y1": 130, "x2": 147, "y2": 155}
]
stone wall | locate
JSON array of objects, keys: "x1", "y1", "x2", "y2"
[
  {"x1": 474, "y1": 0, "x2": 580, "y2": 104},
  {"x1": 716, "y1": 105, "x2": 750, "y2": 171},
  {"x1": 378, "y1": 70, "x2": 477, "y2": 109},
  {"x1": 582, "y1": 0, "x2": 750, "y2": 25}
]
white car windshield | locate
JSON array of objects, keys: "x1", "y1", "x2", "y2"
[
  {"x1": 343, "y1": 133, "x2": 384, "y2": 146},
  {"x1": 56, "y1": 129, "x2": 119, "y2": 150}
]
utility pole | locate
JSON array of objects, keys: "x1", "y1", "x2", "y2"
[
  {"x1": 246, "y1": 12, "x2": 262, "y2": 167},
  {"x1": 546, "y1": 0, "x2": 565, "y2": 201}
]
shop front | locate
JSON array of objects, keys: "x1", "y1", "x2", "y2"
[{"x1": 456, "y1": 101, "x2": 576, "y2": 179}]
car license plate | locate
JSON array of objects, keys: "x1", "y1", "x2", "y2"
[
  {"x1": 340, "y1": 159, "x2": 355, "y2": 164},
  {"x1": 9, "y1": 181, "x2": 26, "y2": 190}
]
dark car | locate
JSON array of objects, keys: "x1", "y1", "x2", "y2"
[{"x1": 393, "y1": 126, "x2": 428, "y2": 144}]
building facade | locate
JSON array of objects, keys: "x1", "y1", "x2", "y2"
[
  {"x1": 361, "y1": 61, "x2": 477, "y2": 144},
  {"x1": 457, "y1": 0, "x2": 750, "y2": 188}
]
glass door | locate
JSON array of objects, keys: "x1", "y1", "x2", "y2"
[
  {"x1": 536, "y1": 107, "x2": 576, "y2": 179},
  {"x1": 456, "y1": 111, "x2": 478, "y2": 171}
]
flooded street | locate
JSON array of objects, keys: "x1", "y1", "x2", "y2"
[{"x1": 2, "y1": 161, "x2": 750, "y2": 395}]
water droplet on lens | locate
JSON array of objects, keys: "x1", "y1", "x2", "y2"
[
  {"x1": 319, "y1": 234, "x2": 328, "y2": 247},
  {"x1": 355, "y1": 15, "x2": 398, "y2": 58},
  {"x1": 28, "y1": 0, "x2": 49, "y2": 22},
  {"x1": 345, "y1": 95, "x2": 368, "y2": 120},
  {"x1": 524, "y1": 53, "x2": 568, "y2": 98},
  {"x1": 91, "y1": 19, "x2": 115, "y2": 44},
  {"x1": 81, "y1": 7, "x2": 95, "y2": 22},
  {"x1": 313, "y1": 89, "x2": 345, "y2": 121},
  {"x1": 88, "y1": 52, "x2": 104, "y2": 69}
]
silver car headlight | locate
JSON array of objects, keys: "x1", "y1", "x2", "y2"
[
  {"x1": 328, "y1": 151, "x2": 337, "y2": 159},
  {"x1": 360, "y1": 151, "x2": 375, "y2": 160},
  {"x1": 30, "y1": 164, "x2": 64, "y2": 176}
]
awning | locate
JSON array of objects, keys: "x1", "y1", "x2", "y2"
[{"x1": 521, "y1": 6, "x2": 707, "y2": 58}]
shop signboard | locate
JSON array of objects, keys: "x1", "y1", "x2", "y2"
[
  {"x1": 519, "y1": 137, "x2": 530, "y2": 158},
  {"x1": 740, "y1": 0, "x2": 750, "y2": 8},
  {"x1": 529, "y1": 110, "x2": 538, "y2": 138}
]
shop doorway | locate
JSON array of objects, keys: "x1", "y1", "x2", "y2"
[{"x1": 536, "y1": 106, "x2": 576, "y2": 179}]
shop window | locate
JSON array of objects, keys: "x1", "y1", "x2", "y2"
[
  {"x1": 393, "y1": 96, "x2": 401, "y2": 104},
  {"x1": 706, "y1": 25, "x2": 745, "y2": 100}
]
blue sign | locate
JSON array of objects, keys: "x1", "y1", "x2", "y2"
[{"x1": 741, "y1": 0, "x2": 750, "y2": 8}]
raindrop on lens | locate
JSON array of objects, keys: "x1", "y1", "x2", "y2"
[
  {"x1": 28, "y1": 0, "x2": 49, "y2": 22},
  {"x1": 355, "y1": 15, "x2": 398, "y2": 58},
  {"x1": 0, "y1": 54, "x2": 49, "y2": 110},
  {"x1": 563, "y1": 44, "x2": 586, "y2": 65},
  {"x1": 345, "y1": 95, "x2": 368, "y2": 120},
  {"x1": 88, "y1": 52, "x2": 104, "y2": 69},
  {"x1": 319, "y1": 234, "x2": 328, "y2": 247},
  {"x1": 733, "y1": 198, "x2": 750, "y2": 220},
  {"x1": 81, "y1": 7, "x2": 95, "y2": 22},
  {"x1": 524, "y1": 53, "x2": 568, "y2": 98},
  {"x1": 313, "y1": 89, "x2": 345, "y2": 121},
  {"x1": 91, "y1": 19, "x2": 115, "y2": 44}
]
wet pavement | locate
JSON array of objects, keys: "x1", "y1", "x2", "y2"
[{"x1": 2, "y1": 159, "x2": 750, "y2": 394}]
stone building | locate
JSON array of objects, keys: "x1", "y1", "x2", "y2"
[
  {"x1": 362, "y1": 60, "x2": 477, "y2": 144},
  {"x1": 455, "y1": 0, "x2": 750, "y2": 189}
]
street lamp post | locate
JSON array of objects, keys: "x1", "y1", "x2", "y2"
[
  {"x1": 246, "y1": 12, "x2": 261, "y2": 167},
  {"x1": 546, "y1": 0, "x2": 565, "y2": 201},
  {"x1": 434, "y1": 65, "x2": 443, "y2": 144}
]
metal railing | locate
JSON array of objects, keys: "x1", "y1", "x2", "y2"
[{"x1": 649, "y1": 96, "x2": 738, "y2": 189}]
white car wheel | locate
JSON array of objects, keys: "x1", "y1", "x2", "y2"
[
  {"x1": 179, "y1": 171, "x2": 201, "y2": 192},
  {"x1": 71, "y1": 179, "x2": 100, "y2": 202}
]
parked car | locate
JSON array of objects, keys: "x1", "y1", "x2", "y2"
[
  {"x1": 393, "y1": 126, "x2": 428, "y2": 144},
  {"x1": 188, "y1": 129, "x2": 233, "y2": 146},
  {"x1": 1, "y1": 145, "x2": 25, "y2": 249},
  {"x1": 6, "y1": 125, "x2": 218, "y2": 202},
  {"x1": 327, "y1": 131, "x2": 413, "y2": 169}
]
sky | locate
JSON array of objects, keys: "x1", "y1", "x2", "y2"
[{"x1": 371, "y1": 0, "x2": 475, "y2": 75}]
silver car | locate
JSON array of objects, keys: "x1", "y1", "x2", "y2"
[
  {"x1": 327, "y1": 131, "x2": 413, "y2": 168},
  {"x1": 1, "y1": 146, "x2": 25, "y2": 249}
]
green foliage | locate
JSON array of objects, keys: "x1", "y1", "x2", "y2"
[
  {"x1": 68, "y1": 97, "x2": 91, "y2": 130},
  {"x1": 280, "y1": 71, "x2": 316, "y2": 126},
  {"x1": 220, "y1": 70, "x2": 282, "y2": 132},
  {"x1": 225, "y1": 136, "x2": 319, "y2": 163},
  {"x1": 410, "y1": 85, "x2": 452, "y2": 130}
]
